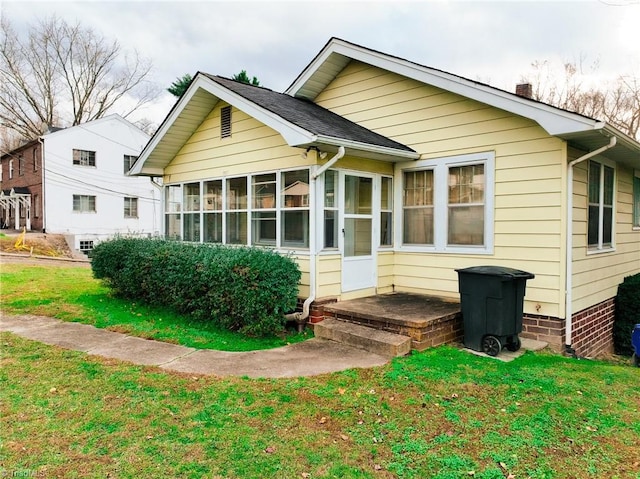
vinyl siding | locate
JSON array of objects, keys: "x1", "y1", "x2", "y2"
[
  {"x1": 316, "y1": 60, "x2": 567, "y2": 317},
  {"x1": 571, "y1": 156, "x2": 640, "y2": 313},
  {"x1": 163, "y1": 104, "x2": 311, "y2": 184}
]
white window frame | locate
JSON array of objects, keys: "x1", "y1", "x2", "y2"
[
  {"x1": 587, "y1": 158, "x2": 616, "y2": 253},
  {"x1": 73, "y1": 194, "x2": 96, "y2": 213},
  {"x1": 73, "y1": 149, "x2": 96, "y2": 167},
  {"x1": 394, "y1": 152, "x2": 495, "y2": 254},
  {"x1": 9, "y1": 160, "x2": 13, "y2": 179},
  {"x1": 124, "y1": 197, "x2": 138, "y2": 218},
  {"x1": 162, "y1": 167, "x2": 311, "y2": 252}
]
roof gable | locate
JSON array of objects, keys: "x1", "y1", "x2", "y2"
[
  {"x1": 131, "y1": 73, "x2": 417, "y2": 175},
  {"x1": 286, "y1": 38, "x2": 640, "y2": 166}
]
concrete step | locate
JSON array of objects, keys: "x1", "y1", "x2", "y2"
[{"x1": 314, "y1": 318, "x2": 412, "y2": 358}]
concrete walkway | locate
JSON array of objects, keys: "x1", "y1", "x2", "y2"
[{"x1": 0, "y1": 314, "x2": 390, "y2": 378}]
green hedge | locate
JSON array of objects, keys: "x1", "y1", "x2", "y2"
[
  {"x1": 91, "y1": 238, "x2": 301, "y2": 336},
  {"x1": 613, "y1": 272, "x2": 640, "y2": 356}
]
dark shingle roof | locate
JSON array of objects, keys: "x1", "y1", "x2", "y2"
[{"x1": 206, "y1": 74, "x2": 415, "y2": 153}]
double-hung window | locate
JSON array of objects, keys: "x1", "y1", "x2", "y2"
[
  {"x1": 73, "y1": 195, "x2": 96, "y2": 213},
  {"x1": 588, "y1": 159, "x2": 615, "y2": 250},
  {"x1": 73, "y1": 149, "x2": 96, "y2": 166},
  {"x1": 123, "y1": 155, "x2": 138, "y2": 174},
  {"x1": 398, "y1": 152, "x2": 494, "y2": 253},
  {"x1": 124, "y1": 197, "x2": 138, "y2": 218}
]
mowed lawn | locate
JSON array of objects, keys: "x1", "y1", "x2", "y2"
[{"x1": 1, "y1": 264, "x2": 640, "y2": 478}]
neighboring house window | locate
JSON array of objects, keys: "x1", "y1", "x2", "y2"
[
  {"x1": 380, "y1": 176, "x2": 393, "y2": 246},
  {"x1": 588, "y1": 159, "x2": 615, "y2": 250},
  {"x1": 18, "y1": 156, "x2": 25, "y2": 176},
  {"x1": 123, "y1": 155, "x2": 138, "y2": 174},
  {"x1": 33, "y1": 194, "x2": 40, "y2": 218},
  {"x1": 73, "y1": 149, "x2": 96, "y2": 166},
  {"x1": 73, "y1": 194, "x2": 96, "y2": 213},
  {"x1": 124, "y1": 197, "x2": 138, "y2": 218},
  {"x1": 0, "y1": 161, "x2": 3, "y2": 182},
  {"x1": 633, "y1": 170, "x2": 640, "y2": 228},
  {"x1": 323, "y1": 170, "x2": 338, "y2": 248},
  {"x1": 398, "y1": 152, "x2": 494, "y2": 253},
  {"x1": 79, "y1": 240, "x2": 94, "y2": 254},
  {"x1": 33, "y1": 147, "x2": 39, "y2": 171},
  {"x1": 403, "y1": 169, "x2": 434, "y2": 245},
  {"x1": 9, "y1": 160, "x2": 14, "y2": 179},
  {"x1": 220, "y1": 105, "x2": 232, "y2": 138}
]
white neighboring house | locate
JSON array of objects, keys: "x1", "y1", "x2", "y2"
[{"x1": 42, "y1": 114, "x2": 160, "y2": 253}]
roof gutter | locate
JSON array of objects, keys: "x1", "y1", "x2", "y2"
[
  {"x1": 314, "y1": 135, "x2": 419, "y2": 160},
  {"x1": 285, "y1": 146, "x2": 345, "y2": 327},
  {"x1": 565, "y1": 135, "x2": 616, "y2": 355}
]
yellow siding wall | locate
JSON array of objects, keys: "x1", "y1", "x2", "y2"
[
  {"x1": 315, "y1": 60, "x2": 567, "y2": 317},
  {"x1": 570, "y1": 153, "x2": 640, "y2": 313},
  {"x1": 164, "y1": 104, "x2": 313, "y2": 184}
]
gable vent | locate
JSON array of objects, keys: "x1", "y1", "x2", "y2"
[{"x1": 221, "y1": 105, "x2": 232, "y2": 138}]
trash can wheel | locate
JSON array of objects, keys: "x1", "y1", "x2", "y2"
[
  {"x1": 506, "y1": 336, "x2": 521, "y2": 352},
  {"x1": 482, "y1": 335, "x2": 502, "y2": 357}
]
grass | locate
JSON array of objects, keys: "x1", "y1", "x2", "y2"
[
  {"x1": 1, "y1": 264, "x2": 640, "y2": 478},
  {"x1": 1, "y1": 335, "x2": 639, "y2": 478},
  {"x1": 0, "y1": 264, "x2": 310, "y2": 351}
]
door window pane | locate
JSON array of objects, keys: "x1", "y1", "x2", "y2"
[
  {"x1": 345, "y1": 176, "x2": 372, "y2": 215},
  {"x1": 344, "y1": 218, "x2": 372, "y2": 256},
  {"x1": 324, "y1": 210, "x2": 337, "y2": 248}
]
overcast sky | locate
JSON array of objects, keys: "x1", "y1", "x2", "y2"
[{"x1": 2, "y1": 0, "x2": 639, "y2": 128}]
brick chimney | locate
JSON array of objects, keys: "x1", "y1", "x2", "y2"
[{"x1": 515, "y1": 83, "x2": 533, "y2": 99}]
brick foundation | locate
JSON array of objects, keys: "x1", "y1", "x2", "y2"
[
  {"x1": 522, "y1": 314, "x2": 565, "y2": 353},
  {"x1": 293, "y1": 297, "x2": 337, "y2": 325},
  {"x1": 522, "y1": 298, "x2": 616, "y2": 358},
  {"x1": 570, "y1": 298, "x2": 616, "y2": 358}
]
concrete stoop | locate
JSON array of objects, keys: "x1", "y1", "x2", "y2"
[{"x1": 314, "y1": 318, "x2": 412, "y2": 358}]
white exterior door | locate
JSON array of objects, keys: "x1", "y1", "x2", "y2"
[{"x1": 341, "y1": 172, "x2": 376, "y2": 292}]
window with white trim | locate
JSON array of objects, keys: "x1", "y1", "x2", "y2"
[
  {"x1": 588, "y1": 159, "x2": 615, "y2": 250},
  {"x1": 398, "y1": 152, "x2": 494, "y2": 253},
  {"x1": 9, "y1": 160, "x2": 14, "y2": 179},
  {"x1": 124, "y1": 197, "x2": 138, "y2": 218},
  {"x1": 73, "y1": 149, "x2": 96, "y2": 167},
  {"x1": 380, "y1": 176, "x2": 393, "y2": 246},
  {"x1": 79, "y1": 240, "x2": 94, "y2": 254},
  {"x1": 18, "y1": 156, "x2": 24, "y2": 176},
  {"x1": 73, "y1": 195, "x2": 96, "y2": 213},
  {"x1": 633, "y1": 170, "x2": 640, "y2": 228},
  {"x1": 164, "y1": 168, "x2": 310, "y2": 249}
]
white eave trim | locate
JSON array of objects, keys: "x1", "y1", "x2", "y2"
[
  {"x1": 315, "y1": 135, "x2": 419, "y2": 160},
  {"x1": 288, "y1": 39, "x2": 603, "y2": 137}
]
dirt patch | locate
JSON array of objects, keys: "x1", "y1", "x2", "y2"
[{"x1": 0, "y1": 232, "x2": 74, "y2": 258}]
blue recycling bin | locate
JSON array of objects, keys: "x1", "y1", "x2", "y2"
[{"x1": 632, "y1": 324, "x2": 640, "y2": 367}]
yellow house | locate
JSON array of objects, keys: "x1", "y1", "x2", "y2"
[{"x1": 132, "y1": 38, "x2": 640, "y2": 358}]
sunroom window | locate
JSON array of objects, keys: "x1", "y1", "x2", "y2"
[
  {"x1": 281, "y1": 169, "x2": 310, "y2": 248},
  {"x1": 323, "y1": 170, "x2": 338, "y2": 248},
  {"x1": 226, "y1": 177, "x2": 248, "y2": 245}
]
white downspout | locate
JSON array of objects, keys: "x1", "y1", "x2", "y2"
[
  {"x1": 285, "y1": 146, "x2": 345, "y2": 326},
  {"x1": 38, "y1": 138, "x2": 46, "y2": 233},
  {"x1": 565, "y1": 135, "x2": 616, "y2": 354}
]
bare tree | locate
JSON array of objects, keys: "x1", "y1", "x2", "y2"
[
  {"x1": 0, "y1": 15, "x2": 158, "y2": 141},
  {"x1": 522, "y1": 58, "x2": 640, "y2": 140}
]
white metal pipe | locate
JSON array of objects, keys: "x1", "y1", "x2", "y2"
[
  {"x1": 565, "y1": 135, "x2": 616, "y2": 353},
  {"x1": 286, "y1": 146, "x2": 345, "y2": 327}
]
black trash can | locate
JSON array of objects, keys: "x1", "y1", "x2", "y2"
[{"x1": 455, "y1": 266, "x2": 535, "y2": 357}]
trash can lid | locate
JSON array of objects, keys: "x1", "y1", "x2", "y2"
[{"x1": 455, "y1": 265, "x2": 535, "y2": 280}]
